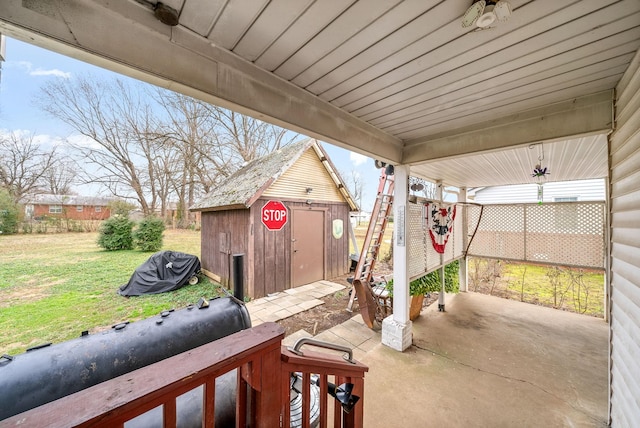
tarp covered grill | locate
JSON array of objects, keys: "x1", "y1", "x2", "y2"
[{"x1": 118, "y1": 251, "x2": 201, "y2": 296}]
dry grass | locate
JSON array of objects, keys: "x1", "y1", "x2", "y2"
[{"x1": 350, "y1": 219, "x2": 394, "y2": 261}]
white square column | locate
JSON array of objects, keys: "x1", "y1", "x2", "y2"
[{"x1": 382, "y1": 164, "x2": 412, "y2": 351}]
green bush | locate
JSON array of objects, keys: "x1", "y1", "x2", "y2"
[
  {"x1": 0, "y1": 189, "x2": 19, "y2": 235},
  {"x1": 413, "y1": 260, "x2": 459, "y2": 295},
  {"x1": 387, "y1": 260, "x2": 460, "y2": 296},
  {"x1": 133, "y1": 216, "x2": 165, "y2": 252},
  {"x1": 97, "y1": 216, "x2": 134, "y2": 250}
]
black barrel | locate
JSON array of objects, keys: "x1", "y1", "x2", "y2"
[{"x1": 0, "y1": 296, "x2": 250, "y2": 421}]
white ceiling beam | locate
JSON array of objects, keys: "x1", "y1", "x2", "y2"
[
  {"x1": 0, "y1": 0, "x2": 403, "y2": 163},
  {"x1": 402, "y1": 91, "x2": 614, "y2": 164}
]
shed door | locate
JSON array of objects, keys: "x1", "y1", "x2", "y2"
[{"x1": 292, "y1": 209, "x2": 324, "y2": 287}]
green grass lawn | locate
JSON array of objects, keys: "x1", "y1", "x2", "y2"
[
  {"x1": 469, "y1": 258, "x2": 605, "y2": 317},
  {"x1": 0, "y1": 230, "x2": 223, "y2": 355}
]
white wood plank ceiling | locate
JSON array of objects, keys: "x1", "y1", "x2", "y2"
[
  {"x1": 1, "y1": 0, "x2": 639, "y2": 187},
  {"x1": 414, "y1": 134, "x2": 609, "y2": 188}
]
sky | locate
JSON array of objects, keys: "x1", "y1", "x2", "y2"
[{"x1": 0, "y1": 37, "x2": 380, "y2": 211}]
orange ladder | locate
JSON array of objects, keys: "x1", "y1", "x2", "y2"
[{"x1": 347, "y1": 168, "x2": 394, "y2": 322}]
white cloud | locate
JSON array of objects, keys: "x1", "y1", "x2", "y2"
[
  {"x1": 350, "y1": 152, "x2": 367, "y2": 167},
  {"x1": 32, "y1": 133, "x2": 67, "y2": 148},
  {"x1": 0, "y1": 129, "x2": 78, "y2": 150},
  {"x1": 7, "y1": 60, "x2": 71, "y2": 79},
  {"x1": 0, "y1": 128, "x2": 32, "y2": 140},
  {"x1": 67, "y1": 133, "x2": 101, "y2": 150},
  {"x1": 30, "y1": 68, "x2": 72, "y2": 79}
]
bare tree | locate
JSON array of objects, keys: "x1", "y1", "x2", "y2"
[
  {"x1": 202, "y1": 105, "x2": 297, "y2": 170},
  {"x1": 154, "y1": 92, "x2": 217, "y2": 225},
  {"x1": 37, "y1": 75, "x2": 163, "y2": 215},
  {"x1": 41, "y1": 157, "x2": 77, "y2": 194},
  {"x1": 157, "y1": 93, "x2": 298, "y2": 226},
  {"x1": 38, "y1": 74, "x2": 298, "y2": 224},
  {"x1": 0, "y1": 132, "x2": 59, "y2": 202},
  {"x1": 342, "y1": 169, "x2": 364, "y2": 212}
]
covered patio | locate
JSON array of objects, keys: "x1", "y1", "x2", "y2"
[
  {"x1": 1, "y1": 0, "x2": 638, "y2": 424},
  {"x1": 265, "y1": 285, "x2": 609, "y2": 426},
  {"x1": 361, "y1": 292, "x2": 608, "y2": 427},
  {"x1": 267, "y1": 285, "x2": 610, "y2": 426}
]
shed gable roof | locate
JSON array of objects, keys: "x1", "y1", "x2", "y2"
[{"x1": 191, "y1": 138, "x2": 357, "y2": 212}]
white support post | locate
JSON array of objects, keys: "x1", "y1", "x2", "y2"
[
  {"x1": 459, "y1": 187, "x2": 468, "y2": 293},
  {"x1": 382, "y1": 164, "x2": 412, "y2": 351},
  {"x1": 436, "y1": 182, "x2": 446, "y2": 311}
]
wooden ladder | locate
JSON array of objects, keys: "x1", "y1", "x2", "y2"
[{"x1": 347, "y1": 168, "x2": 394, "y2": 318}]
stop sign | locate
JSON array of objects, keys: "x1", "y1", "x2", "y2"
[{"x1": 261, "y1": 200, "x2": 288, "y2": 231}]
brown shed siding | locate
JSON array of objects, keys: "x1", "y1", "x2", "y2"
[
  {"x1": 195, "y1": 141, "x2": 354, "y2": 299},
  {"x1": 200, "y1": 200, "x2": 350, "y2": 299},
  {"x1": 200, "y1": 209, "x2": 250, "y2": 289},
  {"x1": 251, "y1": 201, "x2": 291, "y2": 298},
  {"x1": 250, "y1": 198, "x2": 350, "y2": 298},
  {"x1": 326, "y1": 202, "x2": 350, "y2": 279}
]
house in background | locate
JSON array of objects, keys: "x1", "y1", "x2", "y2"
[
  {"x1": 191, "y1": 138, "x2": 358, "y2": 299},
  {"x1": 21, "y1": 194, "x2": 113, "y2": 221},
  {"x1": 468, "y1": 178, "x2": 605, "y2": 204}
]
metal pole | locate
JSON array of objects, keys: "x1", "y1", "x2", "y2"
[
  {"x1": 459, "y1": 187, "x2": 468, "y2": 292},
  {"x1": 436, "y1": 181, "x2": 446, "y2": 311},
  {"x1": 232, "y1": 254, "x2": 244, "y2": 302}
]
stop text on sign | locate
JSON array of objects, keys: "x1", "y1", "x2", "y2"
[
  {"x1": 263, "y1": 209, "x2": 286, "y2": 221},
  {"x1": 261, "y1": 200, "x2": 288, "y2": 231}
]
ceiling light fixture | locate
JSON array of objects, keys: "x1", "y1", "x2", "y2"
[{"x1": 462, "y1": 1, "x2": 512, "y2": 29}]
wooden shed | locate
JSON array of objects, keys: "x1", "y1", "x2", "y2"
[{"x1": 190, "y1": 138, "x2": 358, "y2": 299}]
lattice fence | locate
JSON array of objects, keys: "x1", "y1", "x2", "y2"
[
  {"x1": 407, "y1": 202, "x2": 464, "y2": 281},
  {"x1": 467, "y1": 202, "x2": 605, "y2": 269}
]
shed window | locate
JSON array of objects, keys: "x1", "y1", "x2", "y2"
[
  {"x1": 76, "y1": 206, "x2": 83, "y2": 212},
  {"x1": 49, "y1": 205, "x2": 62, "y2": 214},
  {"x1": 95, "y1": 206, "x2": 102, "y2": 213}
]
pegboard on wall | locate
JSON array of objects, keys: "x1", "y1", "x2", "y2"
[{"x1": 467, "y1": 202, "x2": 605, "y2": 269}]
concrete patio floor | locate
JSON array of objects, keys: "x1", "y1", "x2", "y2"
[
  {"x1": 360, "y1": 292, "x2": 609, "y2": 427},
  {"x1": 247, "y1": 285, "x2": 609, "y2": 427}
]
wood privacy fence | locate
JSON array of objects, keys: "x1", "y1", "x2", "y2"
[{"x1": 1, "y1": 323, "x2": 368, "y2": 428}]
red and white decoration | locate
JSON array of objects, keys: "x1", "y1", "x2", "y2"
[{"x1": 427, "y1": 203, "x2": 457, "y2": 254}]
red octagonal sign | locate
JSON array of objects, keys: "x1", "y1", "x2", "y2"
[{"x1": 261, "y1": 200, "x2": 288, "y2": 231}]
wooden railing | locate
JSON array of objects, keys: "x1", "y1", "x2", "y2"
[
  {"x1": 0, "y1": 322, "x2": 368, "y2": 428},
  {"x1": 281, "y1": 338, "x2": 368, "y2": 428}
]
